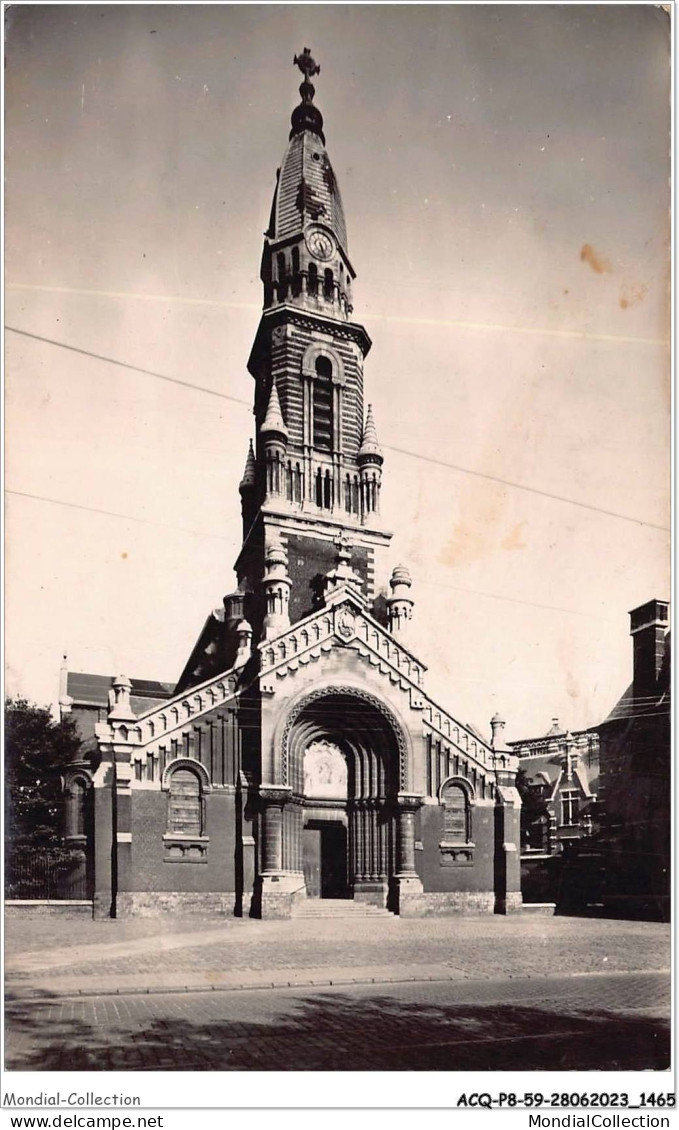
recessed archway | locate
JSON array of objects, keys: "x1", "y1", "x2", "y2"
[{"x1": 279, "y1": 688, "x2": 407, "y2": 903}]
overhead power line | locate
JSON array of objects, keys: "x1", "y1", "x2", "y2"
[
  {"x1": 5, "y1": 326, "x2": 252, "y2": 408},
  {"x1": 7, "y1": 282, "x2": 669, "y2": 347},
  {"x1": 384, "y1": 443, "x2": 669, "y2": 531},
  {"x1": 416, "y1": 576, "x2": 616, "y2": 621},
  {"x1": 4, "y1": 488, "x2": 642, "y2": 623},
  {"x1": 5, "y1": 489, "x2": 235, "y2": 543},
  {"x1": 5, "y1": 325, "x2": 669, "y2": 533}
]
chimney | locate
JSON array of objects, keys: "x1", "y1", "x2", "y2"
[{"x1": 629, "y1": 599, "x2": 669, "y2": 700}]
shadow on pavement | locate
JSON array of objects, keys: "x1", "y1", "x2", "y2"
[{"x1": 5, "y1": 992, "x2": 670, "y2": 1072}]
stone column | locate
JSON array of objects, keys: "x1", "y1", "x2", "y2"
[
  {"x1": 259, "y1": 786, "x2": 302, "y2": 919},
  {"x1": 92, "y1": 678, "x2": 136, "y2": 919},
  {"x1": 396, "y1": 794, "x2": 423, "y2": 877},
  {"x1": 394, "y1": 794, "x2": 424, "y2": 916},
  {"x1": 113, "y1": 756, "x2": 133, "y2": 915},
  {"x1": 397, "y1": 802, "x2": 417, "y2": 876},
  {"x1": 92, "y1": 761, "x2": 114, "y2": 920},
  {"x1": 260, "y1": 787, "x2": 290, "y2": 875},
  {"x1": 491, "y1": 715, "x2": 523, "y2": 915}
]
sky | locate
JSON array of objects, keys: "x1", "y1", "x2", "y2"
[{"x1": 4, "y1": 3, "x2": 671, "y2": 741}]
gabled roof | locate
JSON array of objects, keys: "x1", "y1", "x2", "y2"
[
  {"x1": 174, "y1": 607, "x2": 228, "y2": 696},
  {"x1": 66, "y1": 672, "x2": 175, "y2": 708}
]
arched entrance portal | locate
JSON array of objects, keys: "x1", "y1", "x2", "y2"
[{"x1": 288, "y1": 691, "x2": 402, "y2": 906}]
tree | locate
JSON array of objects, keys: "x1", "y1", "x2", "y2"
[
  {"x1": 5, "y1": 696, "x2": 82, "y2": 848},
  {"x1": 515, "y1": 767, "x2": 550, "y2": 851}
]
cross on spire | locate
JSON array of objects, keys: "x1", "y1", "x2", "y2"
[{"x1": 294, "y1": 47, "x2": 320, "y2": 80}]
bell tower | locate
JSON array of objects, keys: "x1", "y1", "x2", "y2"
[{"x1": 236, "y1": 49, "x2": 392, "y2": 635}]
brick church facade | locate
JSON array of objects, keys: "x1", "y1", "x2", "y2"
[{"x1": 61, "y1": 52, "x2": 522, "y2": 920}]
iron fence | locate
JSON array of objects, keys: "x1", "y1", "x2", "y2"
[{"x1": 5, "y1": 846, "x2": 91, "y2": 900}]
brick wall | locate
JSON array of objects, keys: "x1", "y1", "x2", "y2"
[
  {"x1": 285, "y1": 532, "x2": 369, "y2": 622},
  {"x1": 416, "y1": 803, "x2": 495, "y2": 892},
  {"x1": 126, "y1": 790, "x2": 237, "y2": 893}
]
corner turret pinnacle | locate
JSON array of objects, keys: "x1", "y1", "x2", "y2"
[
  {"x1": 358, "y1": 404, "x2": 383, "y2": 465},
  {"x1": 261, "y1": 379, "x2": 289, "y2": 441},
  {"x1": 239, "y1": 440, "x2": 256, "y2": 492}
]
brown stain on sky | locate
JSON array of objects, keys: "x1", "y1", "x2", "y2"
[
  {"x1": 580, "y1": 243, "x2": 610, "y2": 274},
  {"x1": 501, "y1": 522, "x2": 527, "y2": 552},
  {"x1": 619, "y1": 282, "x2": 648, "y2": 310},
  {"x1": 439, "y1": 490, "x2": 506, "y2": 567}
]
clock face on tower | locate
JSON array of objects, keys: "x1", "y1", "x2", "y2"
[{"x1": 305, "y1": 226, "x2": 336, "y2": 262}]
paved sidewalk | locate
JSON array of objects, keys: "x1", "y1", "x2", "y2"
[
  {"x1": 3, "y1": 913, "x2": 668, "y2": 994},
  {"x1": 5, "y1": 913, "x2": 670, "y2": 1004},
  {"x1": 6, "y1": 960, "x2": 600, "y2": 1001}
]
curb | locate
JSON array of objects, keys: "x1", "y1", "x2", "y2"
[
  {"x1": 6, "y1": 972, "x2": 462, "y2": 1002},
  {"x1": 5, "y1": 967, "x2": 670, "y2": 1005}
]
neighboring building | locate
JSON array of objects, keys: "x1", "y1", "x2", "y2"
[
  {"x1": 510, "y1": 721, "x2": 599, "y2": 855},
  {"x1": 511, "y1": 600, "x2": 670, "y2": 917},
  {"x1": 592, "y1": 599, "x2": 671, "y2": 917},
  {"x1": 59, "y1": 657, "x2": 174, "y2": 751},
  {"x1": 61, "y1": 52, "x2": 522, "y2": 920}
]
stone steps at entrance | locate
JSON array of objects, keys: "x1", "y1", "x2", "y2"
[{"x1": 293, "y1": 899, "x2": 392, "y2": 918}]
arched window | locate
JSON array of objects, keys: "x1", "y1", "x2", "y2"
[
  {"x1": 323, "y1": 268, "x2": 334, "y2": 299},
  {"x1": 168, "y1": 767, "x2": 203, "y2": 837},
  {"x1": 308, "y1": 262, "x2": 318, "y2": 296},
  {"x1": 313, "y1": 356, "x2": 333, "y2": 452},
  {"x1": 440, "y1": 780, "x2": 471, "y2": 843},
  {"x1": 64, "y1": 775, "x2": 89, "y2": 840},
  {"x1": 291, "y1": 247, "x2": 301, "y2": 296},
  {"x1": 277, "y1": 252, "x2": 287, "y2": 300},
  {"x1": 344, "y1": 473, "x2": 352, "y2": 511},
  {"x1": 323, "y1": 468, "x2": 333, "y2": 509}
]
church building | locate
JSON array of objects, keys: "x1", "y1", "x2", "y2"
[{"x1": 63, "y1": 51, "x2": 521, "y2": 920}]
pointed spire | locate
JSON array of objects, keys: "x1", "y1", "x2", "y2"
[
  {"x1": 239, "y1": 440, "x2": 256, "y2": 492},
  {"x1": 260, "y1": 379, "x2": 289, "y2": 441},
  {"x1": 358, "y1": 404, "x2": 383, "y2": 464},
  {"x1": 59, "y1": 653, "x2": 73, "y2": 716}
]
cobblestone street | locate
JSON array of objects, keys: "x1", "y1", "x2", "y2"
[
  {"x1": 5, "y1": 972, "x2": 670, "y2": 1072},
  {"x1": 4, "y1": 913, "x2": 670, "y2": 1072}
]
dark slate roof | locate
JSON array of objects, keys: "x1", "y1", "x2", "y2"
[
  {"x1": 520, "y1": 752, "x2": 597, "y2": 798},
  {"x1": 598, "y1": 683, "x2": 634, "y2": 726},
  {"x1": 518, "y1": 753, "x2": 562, "y2": 786},
  {"x1": 273, "y1": 130, "x2": 348, "y2": 251},
  {"x1": 66, "y1": 672, "x2": 175, "y2": 707},
  {"x1": 597, "y1": 628, "x2": 670, "y2": 728},
  {"x1": 509, "y1": 727, "x2": 593, "y2": 749}
]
